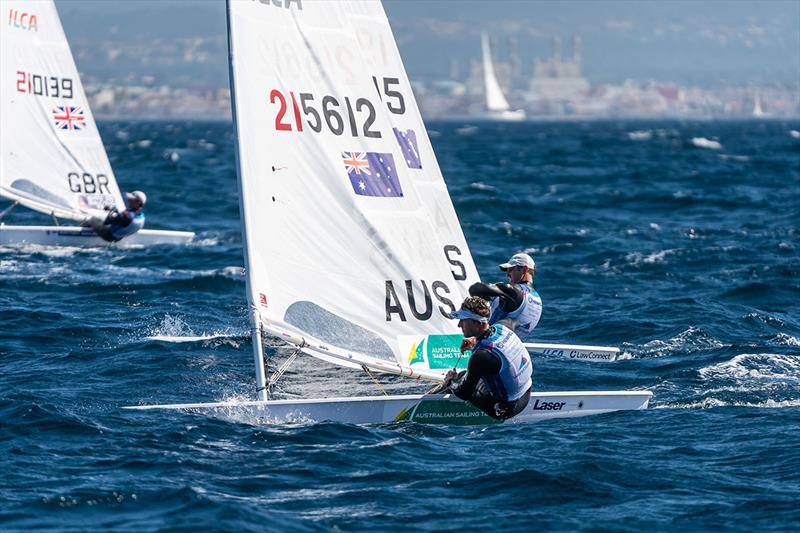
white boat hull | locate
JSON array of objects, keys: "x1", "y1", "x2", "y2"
[
  {"x1": 0, "y1": 225, "x2": 194, "y2": 247},
  {"x1": 125, "y1": 390, "x2": 652, "y2": 425}
]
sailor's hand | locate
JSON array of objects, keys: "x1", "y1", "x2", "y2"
[
  {"x1": 460, "y1": 336, "x2": 477, "y2": 354},
  {"x1": 443, "y1": 369, "x2": 458, "y2": 383}
]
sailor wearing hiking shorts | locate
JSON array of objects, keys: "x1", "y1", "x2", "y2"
[
  {"x1": 442, "y1": 296, "x2": 533, "y2": 421},
  {"x1": 468, "y1": 252, "x2": 542, "y2": 339}
]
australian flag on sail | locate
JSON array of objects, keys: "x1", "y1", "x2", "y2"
[
  {"x1": 393, "y1": 128, "x2": 422, "y2": 169},
  {"x1": 52, "y1": 106, "x2": 86, "y2": 130},
  {"x1": 342, "y1": 151, "x2": 403, "y2": 197}
]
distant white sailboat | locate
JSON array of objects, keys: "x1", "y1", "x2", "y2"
[
  {"x1": 0, "y1": 0, "x2": 193, "y2": 247},
  {"x1": 752, "y1": 93, "x2": 765, "y2": 118},
  {"x1": 481, "y1": 32, "x2": 525, "y2": 121},
  {"x1": 127, "y1": 0, "x2": 649, "y2": 424}
]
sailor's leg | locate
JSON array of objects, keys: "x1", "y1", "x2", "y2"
[
  {"x1": 496, "y1": 387, "x2": 531, "y2": 420},
  {"x1": 468, "y1": 381, "x2": 504, "y2": 419}
]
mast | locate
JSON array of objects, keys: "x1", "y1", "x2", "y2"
[{"x1": 225, "y1": 0, "x2": 268, "y2": 401}]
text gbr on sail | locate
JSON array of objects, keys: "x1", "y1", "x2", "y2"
[{"x1": 67, "y1": 173, "x2": 112, "y2": 194}]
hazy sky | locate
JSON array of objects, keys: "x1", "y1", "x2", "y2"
[{"x1": 55, "y1": 0, "x2": 800, "y2": 88}]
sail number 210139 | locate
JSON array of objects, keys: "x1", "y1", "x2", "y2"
[{"x1": 267, "y1": 76, "x2": 406, "y2": 137}]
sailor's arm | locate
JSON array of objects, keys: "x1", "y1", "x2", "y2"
[
  {"x1": 104, "y1": 209, "x2": 132, "y2": 227},
  {"x1": 469, "y1": 282, "x2": 524, "y2": 311},
  {"x1": 450, "y1": 349, "x2": 501, "y2": 401}
]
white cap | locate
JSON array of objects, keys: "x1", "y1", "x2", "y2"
[
  {"x1": 499, "y1": 252, "x2": 535, "y2": 272},
  {"x1": 125, "y1": 190, "x2": 147, "y2": 206},
  {"x1": 448, "y1": 308, "x2": 489, "y2": 322}
]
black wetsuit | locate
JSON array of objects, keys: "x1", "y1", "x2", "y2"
[
  {"x1": 93, "y1": 209, "x2": 140, "y2": 242},
  {"x1": 448, "y1": 327, "x2": 532, "y2": 420}
]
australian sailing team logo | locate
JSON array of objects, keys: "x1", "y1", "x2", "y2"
[
  {"x1": 52, "y1": 106, "x2": 86, "y2": 130},
  {"x1": 398, "y1": 334, "x2": 468, "y2": 370},
  {"x1": 342, "y1": 151, "x2": 403, "y2": 198}
]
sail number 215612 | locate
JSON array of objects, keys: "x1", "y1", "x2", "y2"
[{"x1": 267, "y1": 76, "x2": 406, "y2": 137}]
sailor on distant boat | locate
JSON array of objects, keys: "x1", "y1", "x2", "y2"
[
  {"x1": 468, "y1": 252, "x2": 542, "y2": 340},
  {"x1": 86, "y1": 190, "x2": 147, "y2": 242},
  {"x1": 439, "y1": 296, "x2": 533, "y2": 420}
]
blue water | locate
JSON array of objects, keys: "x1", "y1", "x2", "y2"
[{"x1": 2, "y1": 120, "x2": 799, "y2": 531}]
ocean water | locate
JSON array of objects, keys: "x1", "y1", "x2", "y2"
[{"x1": 1, "y1": 120, "x2": 799, "y2": 531}]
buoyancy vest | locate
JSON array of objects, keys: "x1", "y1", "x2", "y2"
[
  {"x1": 110, "y1": 211, "x2": 145, "y2": 240},
  {"x1": 489, "y1": 283, "x2": 542, "y2": 338},
  {"x1": 474, "y1": 324, "x2": 532, "y2": 402}
]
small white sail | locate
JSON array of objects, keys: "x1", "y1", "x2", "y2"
[
  {"x1": 0, "y1": 0, "x2": 124, "y2": 221},
  {"x1": 227, "y1": 0, "x2": 480, "y2": 375},
  {"x1": 481, "y1": 32, "x2": 511, "y2": 112}
]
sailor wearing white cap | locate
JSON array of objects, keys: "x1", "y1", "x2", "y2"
[
  {"x1": 88, "y1": 190, "x2": 147, "y2": 242},
  {"x1": 468, "y1": 252, "x2": 543, "y2": 339}
]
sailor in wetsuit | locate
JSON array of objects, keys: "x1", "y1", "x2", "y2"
[
  {"x1": 468, "y1": 252, "x2": 542, "y2": 341},
  {"x1": 88, "y1": 190, "x2": 146, "y2": 242},
  {"x1": 440, "y1": 296, "x2": 533, "y2": 421}
]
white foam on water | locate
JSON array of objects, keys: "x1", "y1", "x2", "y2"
[
  {"x1": 628, "y1": 130, "x2": 652, "y2": 141},
  {"x1": 626, "y1": 326, "x2": 725, "y2": 359},
  {"x1": 719, "y1": 154, "x2": 750, "y2": 162},
  {"x1": 144, "y1": 314, "x2": 245, "y2": 345},
  {"x1": 698, "y1": 353, "x2": 800, "y2": 385},
  {"x1": 470, "y1": 182, "x2": 496, "y2": 191},
  {"x1": 624, "y1": 248, "x2": 678, "y2": 265},
  {"x1": 147, "y1": 334, "x2": 229, "y2": 343},
  {"x1": 189, "y1": 237, "x2": 220, "y2": 247},
  {"x1": 772, "y1": 333, "x2": 800, "y2": 347},
  {"x1": 789, "y1": 130, "x2": 800, "y2": 139},
  {"x1": 455, "y1": 126, "x2": 478, "y2": 136},
  {"x1": 0, "y1": 243, "x2": 91, "y2": 258},
  {"x1": 656, "y1": 397, "x2": 800, "y2": 410},
  {"x1": 691, "y1": 137, "x2": 723, "y2": 150}
]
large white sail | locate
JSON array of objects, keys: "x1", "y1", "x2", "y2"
[
  {"x1": 481, "y1": 32, "x2": 510, "y2": 112},
  {"x1": 0, "y1": 0, "x2": 124, "y2": 221},
  {"x1": 227, "y1": 0, "x2": 480, "y2": 374}
]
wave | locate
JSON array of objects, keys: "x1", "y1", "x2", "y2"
[
  {"x1": 621, "y1": 326, "x2": 726, "y2": 359},
  {"x1": 691, "y1": 137, "x2": 723, "y2": 150},
  {"x1": 624, "y1": 248, "x2": 678, "y2": 265},
  {"x1": 144, "y1": 314, "x2": 246, "y2": 345},
  {"x1": 698, "y1": 353, "x2": 800, "y2": 385},
  {"x1": 627, "y1": 130, "x2": 652, "y2": 141},
  {"x1": 656, "y1": 397, "x2": 800, "y2": 410}
]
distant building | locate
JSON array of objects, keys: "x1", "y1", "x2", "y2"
[{"x1": 527, "y1": 36, "x2": 590, "y2": 102}]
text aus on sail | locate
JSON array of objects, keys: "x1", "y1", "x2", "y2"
[{"x1": 385, "y1": 245, "x2": 467, "y2": 322}]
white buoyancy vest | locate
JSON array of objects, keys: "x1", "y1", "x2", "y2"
[
  {"x1": 489, "y1": 284, "x2": 542, "y2": 338},
  {"x1": 475, "y1": 324, "x2": 532, "y2": 402},
  {"x1": 111, "y1": 211, "x2": 145, "y2": 240}
]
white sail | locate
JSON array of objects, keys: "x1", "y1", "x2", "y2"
[
  {"x1": 0, "y1": 0, "x2": 124, "y2": 221},
  {"x1": 481, "y1": 32, "x2": 510, "y2": 112},
  {"x1": 227, "y1": 0, "x2": 480, "y2": 375}
]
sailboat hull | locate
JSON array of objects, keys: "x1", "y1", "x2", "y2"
[
  {"x1": 125, "y1": 391, "x2": 652, "y2": 425},
  {"x1": 0, "y1": 225, "x2": 194, "y2": 247}
]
